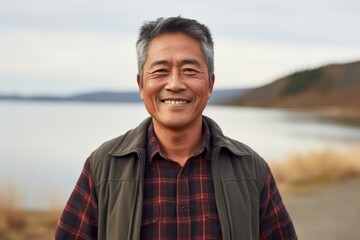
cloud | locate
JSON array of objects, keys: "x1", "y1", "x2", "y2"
[
  {"x1": 1, "y1": 27, "x2": 358, "y2": 95},
  {"x1": 0, "y1": 29, "x2": 139, "y2": 94},
  {"x1": 0, "y1": 0, "x2": 359, "y2": 94},
  {"x1": 2, "y1": 0, "x2": 359, "y2": 46},
  {"x1": 215, "y1": 38, "x2": 360, "y2": 88}
]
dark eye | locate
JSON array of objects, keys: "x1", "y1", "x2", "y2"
[
  {"x1": 183, "y1": 68, "x2": 197, "y2": 75},
  {"x1": 153, "y1": 69, "x2": 168, "y2": 75}
]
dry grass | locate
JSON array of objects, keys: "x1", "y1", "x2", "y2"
[
  {"x1": 0, "y1": 208, "x2": 61, "y2": 240},
  {"x1": 270, "y1": 147, "x2": 360, "y2": 195}
]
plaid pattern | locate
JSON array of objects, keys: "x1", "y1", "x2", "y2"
[
  {"x1": 54, "y1": 119, "x2": 297, "y2": 240},
  {"x1": 260, "y1": 167, "x2": 297, "y2": 239},
  {"x1": 54, "y1": 159, "x2": 98, "y2": 239},
  {"x1": 140, "y1": 121, "x2": 222, "y2": 239}
]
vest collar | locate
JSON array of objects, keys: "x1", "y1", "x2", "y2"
[{"x1": 108, "y1": 116, "x2": 251, "y2": 158}]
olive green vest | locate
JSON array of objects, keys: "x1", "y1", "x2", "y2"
[{"x1": 89, "y1": 116, "x2": 267, "y2": 239}]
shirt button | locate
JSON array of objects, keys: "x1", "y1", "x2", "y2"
[
  {"x1": 180, "y1": 206, "x2": 187, "y2": 212},
  {"x1": 180, "y1": 173, "x2": 185, "y2": 179}
]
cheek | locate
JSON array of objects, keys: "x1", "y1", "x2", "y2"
[
  {"x1": 142, "y1": 81, "x2": 163, "y2": 99},
  {"x1": 190, "y1": 80, "x2": 212, "y2": 96}
]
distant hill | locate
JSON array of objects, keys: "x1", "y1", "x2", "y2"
[
  {"x1": 70, "y1": 91, "x2": 141, "y2": 102},
  {"x1": 0, "y1": 88, "x2": 249, "y2": 104},
  {"x1": 222, "y1": 61, "x2": 360, "y2": 109},
  {"x1": 209, "y1": 88, "x2": 250, "y2": 104},
  {"x1": 0, "y1": 91, "x2": 142, "y2": 103}
]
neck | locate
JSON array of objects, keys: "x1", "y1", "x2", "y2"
[{"x1": 153, "y1": 119, "x2": 203, "y2": 166}]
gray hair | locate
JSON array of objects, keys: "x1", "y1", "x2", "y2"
[{"x1": 136, "y1": 16, "x2": 214, "y2": 79}]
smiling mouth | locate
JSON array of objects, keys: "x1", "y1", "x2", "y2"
[{"x1": 162, "y1": 99, "x2": 190, "y2": 105}]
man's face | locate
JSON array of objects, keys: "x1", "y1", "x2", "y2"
[{"x1": 138, "y1": 33, "x2": 214, "y2": 131}]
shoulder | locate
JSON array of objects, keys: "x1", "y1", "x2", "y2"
[
  {"x1": 204, "y1": 116, "x2": 268, "y2": 184},
  {"x1": 89, "y1": 117, "x2": 151, "y2": 160},
  {"x1": 204, "y1": 115, "x2": 266, "y2": 162},
  {"x1": 223, "y1": 135, "x2": 265, "y2": 161},
  {"x1": 87, "y1": 118, "x2": 151, "y2": 183},
  {"x1": 219, "y1": 136, "x2": 268, "y2": 181}
]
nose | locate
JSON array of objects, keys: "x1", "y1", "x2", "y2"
[{"x1": 164, "y1": 71, "x2": 187, "y2": 92}]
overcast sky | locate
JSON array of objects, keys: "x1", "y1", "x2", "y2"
[{"x1": 1, "y1": 0, "x2": 359, "y2": 95}]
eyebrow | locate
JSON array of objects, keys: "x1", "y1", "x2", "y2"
[
  {"x1": 150, "y1": 59, "x2": 201, "y2": 68},
  {"x1": 150, "y1": 60, "x2": 168, "y2": 68},
  {"x1": 180, "y1": 59, "x2": 201, "y2": 67}
]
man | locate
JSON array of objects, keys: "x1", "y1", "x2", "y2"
[{"x1": 55, "y1": 16, "x2": 297, "y2": 239}]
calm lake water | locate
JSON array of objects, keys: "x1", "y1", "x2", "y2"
[{"x1": 1, "y1": 101, "x2": 360, "y2": 209}]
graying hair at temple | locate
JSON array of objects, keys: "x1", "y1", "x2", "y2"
[{"x1": 136, "y1": 16, "x2": 214, "y2": 79}]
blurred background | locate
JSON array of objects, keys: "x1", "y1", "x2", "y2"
[{"x1": 1, "y1": 0, "x2": 359, "y2": 239}]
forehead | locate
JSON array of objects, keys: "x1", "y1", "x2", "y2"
[{"x1": 146, "y1": 33, "x2": 204, "y2": 61}]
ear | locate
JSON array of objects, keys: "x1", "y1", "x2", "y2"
[
  {"x1": 208, "y1": 74, "x2": 215, "y2": 99},
  {"x1": 137, "y1": 74, "x2": 144, "y2": 100}
]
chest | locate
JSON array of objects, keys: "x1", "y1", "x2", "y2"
[{"x1": 140, "y1": 155, "x2": 222, "y2": 239}]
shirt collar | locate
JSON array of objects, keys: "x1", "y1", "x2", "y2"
[{"x1": 146, "y1": 118, "x2": 212, "y2": 163}]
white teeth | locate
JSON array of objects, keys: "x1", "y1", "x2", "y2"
[{"x1": 163, "y1": 100, "x2": 188, "y2": 105}]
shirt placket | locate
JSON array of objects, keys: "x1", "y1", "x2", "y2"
[{"x1": 176, "y1": 167, "x2": 191, "y2": 240}]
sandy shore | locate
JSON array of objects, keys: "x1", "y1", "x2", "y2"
[{"x1": 283, "y1": 178, "x2": 360, "y2": 240}]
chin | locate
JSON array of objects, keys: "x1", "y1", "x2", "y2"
[{"x1": 156, "y1": 116, "x2": 201, "y2": 130}]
